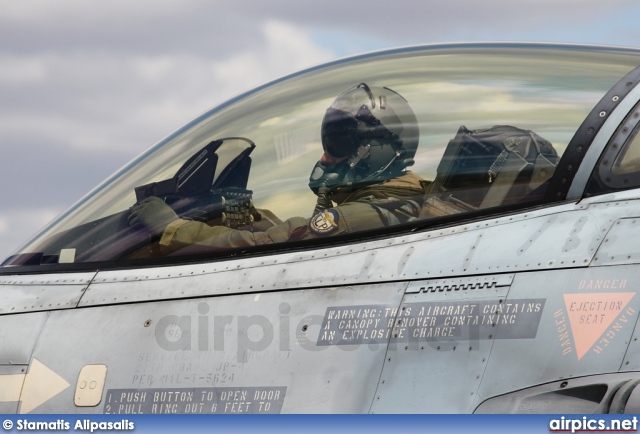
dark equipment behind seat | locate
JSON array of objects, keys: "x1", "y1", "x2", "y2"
[{"x1": 426, "y1": 125, "x2": 558, "y2": 214}]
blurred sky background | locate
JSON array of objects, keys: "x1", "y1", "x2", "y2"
[{"x1": 2, "y1": 0, "x2": 640, "y2": 260}]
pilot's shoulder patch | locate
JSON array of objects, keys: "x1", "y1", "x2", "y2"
[{"x1": 310, "y1": 209, "x2": 339, "y2": 235}]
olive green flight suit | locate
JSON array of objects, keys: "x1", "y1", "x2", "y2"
[{"x1": 158, "y1": 172, "x2": 429, "y2": 252}]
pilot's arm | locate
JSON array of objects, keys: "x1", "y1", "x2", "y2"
[
  {"x1": 158, "y1": 215, "x2": 308, "y2": 249},
  {"x1": 129, "y1": 197, "x2": 307, "y2": 250},
  {"x1": 129, "y1": 195, "x2": 402, "y2": 252}
]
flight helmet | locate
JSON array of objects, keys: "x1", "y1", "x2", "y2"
[{"x1": 309, "y1": 83, "x2": 419, "y2": 202}]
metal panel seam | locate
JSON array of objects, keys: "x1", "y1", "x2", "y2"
[
  {"x1": 366, "y1": 281, "x2": 410, "y2": 413},
  {"x1": 75, "y1": 270, "x2": 100, "y2": 307}
]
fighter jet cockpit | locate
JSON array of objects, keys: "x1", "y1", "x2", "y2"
[{"x1": 4, "y1": 45, "x2": 640, "y2": 271}]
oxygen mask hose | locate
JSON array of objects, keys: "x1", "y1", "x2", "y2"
[{"x1": 313, "y1": 184, "x2": 334, "y2": 215}]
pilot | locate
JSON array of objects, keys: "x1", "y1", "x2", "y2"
[{"x1": 129, "y1": 83, "x2": 430, "y2": 251}]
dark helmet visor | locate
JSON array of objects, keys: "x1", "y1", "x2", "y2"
[
  {"x1": 321, "y1": 84, "x2": 377, "y2": 158},
  {"x1": 321, "y1": 108, "x2": 361, "y2": 158}
]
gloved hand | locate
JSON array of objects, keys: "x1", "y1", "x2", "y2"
[{"x1": 129, "y1": 197, "x2": 179, "y2": 236}]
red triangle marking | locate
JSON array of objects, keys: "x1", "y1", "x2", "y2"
[{"x1": 563, "y1": 292, "x2": 635, "y2": 360}]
